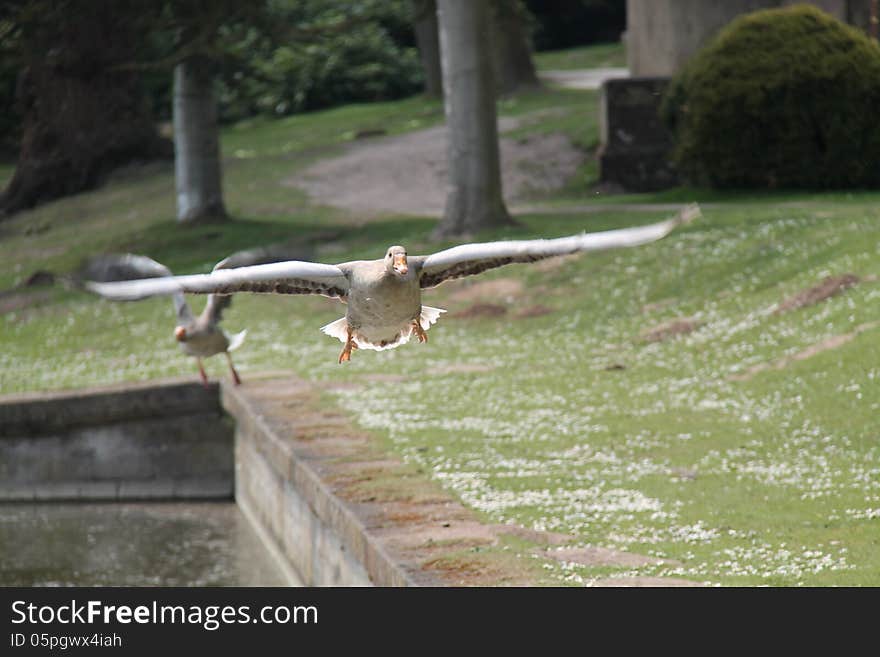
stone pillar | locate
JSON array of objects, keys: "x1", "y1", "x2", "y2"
[
  {"x1": 626, "y1": 0, "x2": 775, "y2": 77},
  {"x1": 598, "y1": 78, "x2": 677, "y2": 192}
]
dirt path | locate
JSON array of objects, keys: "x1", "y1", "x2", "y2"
[
  {"x1": 287, "y1": 67, "x2": 638, "y2": 220},
  {"x1": 538, "y1": 67, "x2": 628, "y2": 90},
  {"x1": 289, "y1": 115, "x2": 585, "y2": 218}
]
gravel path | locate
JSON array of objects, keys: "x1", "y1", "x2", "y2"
[
  {"x1": 538, "y1": 67, "x2": 628, "y2": 90},
  {"x1": 289, "y1": 116, "x2": 585, "y2": 218}
]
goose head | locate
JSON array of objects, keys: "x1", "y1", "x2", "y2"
[{"x1": 384, "y1": 245, "x2": 408, "y2": 277}]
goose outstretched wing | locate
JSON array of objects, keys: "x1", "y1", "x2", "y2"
[
  {"x1": 416, "y1": 204, "x2": 700, "y2": 289},
  {"x1": 86, "y1": 260, "x2": 350, "y2": 303}
]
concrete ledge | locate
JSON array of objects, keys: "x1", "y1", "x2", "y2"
[
  {"x1": 0, "y1": 379, "x2": 224, "y2": 435},
  {"x1": 0, "y1": 379, "x2": 233, "y2": 501},
  {"x1": 221, "y1": 379, "x2": 425, "y2": 587}
]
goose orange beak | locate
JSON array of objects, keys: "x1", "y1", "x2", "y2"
[
  {"x1": 393, "y1": 253, "x2": 408, "y2": 275},
  {"x1": 174, "y1": 326, "x2": 187, "y2": 342}
]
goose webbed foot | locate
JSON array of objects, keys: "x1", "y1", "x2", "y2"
[
  {"x1": 412, "y1": 321, "x2": 428, "y2": 344},
  {"x1": 339, "y1": 326, "x2": 356, "y2": 364}
]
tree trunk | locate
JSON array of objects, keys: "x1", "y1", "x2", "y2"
[
  {"x1": 434, "y1": 0, "x2": 512, "y2": 239},
  {"x1": 0, "y1": 2, "x2": 171, "y2": 219},
  {"x1": 173, "y1": 56, "x2": 227, "y2": 224},
  {"x1": 490, "y1": 0, "x2": 541, "y2": 95},
  {"x1": 412, "y1": 0, "x2": 443, "y2": 98}
]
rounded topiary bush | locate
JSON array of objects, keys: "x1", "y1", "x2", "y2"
[{"x1": 661, "y1": 5, "x2": 880, "y2": 189}]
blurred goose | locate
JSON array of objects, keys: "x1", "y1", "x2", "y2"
[
  {"x1": 85, "y1": 204, "x2": 700, "y2": 364},
  {"x1": 83, "y1": 247, "x2": 299, "y2": 383}
]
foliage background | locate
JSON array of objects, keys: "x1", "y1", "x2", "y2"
[{"x1": 661, "y1": 5, "x2": 880, "y2": 189}]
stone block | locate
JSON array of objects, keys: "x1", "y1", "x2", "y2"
[
  {"x1": 598, "y1": 76, "x2": 679, "y2": 192},
  {"x1": 0, "y1": 381, "x2": 232, "y2": 501}
]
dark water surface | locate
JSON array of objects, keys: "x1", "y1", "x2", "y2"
[{"x1": 0, "y1": 502, "x2": 289, "y2": 586}]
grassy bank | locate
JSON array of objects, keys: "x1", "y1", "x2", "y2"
[{"x1": 534, "y1": 42, "x2": 626, "y2": 70}]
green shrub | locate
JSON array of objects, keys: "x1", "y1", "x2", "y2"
[
  {"x1": 215, "y1": 0, "x2": 423, "y2": 122},
  {"x1": 661, "y1": 4, "x2": 880, "y2": 189}
]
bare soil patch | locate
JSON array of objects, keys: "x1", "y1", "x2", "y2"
[
  {"x1": 730, "y1": 321, "x2": 880, "y2": 381},
  {"x1": 0, "y1": 289, "x2": 53, "y2": 314},
  {"x1": 641, "y1": 317, "x2": 702, "y2": 343},
  {"x1": 377, "y1": 501, "x2": 469, "y2": 526},
  {"x1": 492, "y1": 524, "x2": 574, "y2": 546},
  {"x1": 446, "y1": 277, "x2": 524, "y2": 303},
  {"x1": 0, "y1": 268, "x2": 58, "y2": 315},
  {"x1": 384, "y1": 521, "x2": 498, "y2": 552},
  {"x1": 775, "y1": 274, "x2": 860, "y2": 315},
  {"x1": 22, "y1": 270, "x2": 56, "y2": 287},
  {"x1": 420, "y1": 552, "x2": 534, "y2": 586},
  {"x1": 514, "y1": 304, "x2": 554, "y2": 319},
  {"x1": 290, "y1": 117, "x2": 584, "y2": 218},
  {"x1": 669, "y1": 467, "x2": 699, "y2": 481},
  {"x1": 451, "y1": 303, "x2": 508, "y2": 319}
]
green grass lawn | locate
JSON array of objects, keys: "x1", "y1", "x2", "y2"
[
  {"x1": 534, "y1": 42, "x2": 626, "y2": 70},
  {"x1": 2, "y1": 47, "x2": 879, "y2": 585}
]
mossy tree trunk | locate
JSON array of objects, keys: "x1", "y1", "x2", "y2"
[
  {"x1": 0, "y1": 0, "x2": 171, "y2": 219},
  {"x1": 412, "y1": 0, "x2": 443, "y2": 98},
  {"x1": 173, "y1": 55, "x2": 227, "y2": 224},
  {"x1": 434, "y1": 0, "x2": 512, "y2": 238},
  {"x1": 489, "y1": 0, "x2": 541, "y2": 95}
]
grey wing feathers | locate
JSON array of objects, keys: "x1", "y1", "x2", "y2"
[
  {"x1": 81, "y1": 253, "x2": 193, "y2": 323},
  {"x1": 211, "y1": 244, "x2": 310, "y2": 271},
  {"x1": 202, "y1": 291, "x2": 233, "y2": 325},
  {"x1": 418, "y1": 203, "x2": 700, "y2": 289},
  {"x1": 203, "y1": 246, "x2": 310, "y2": 324},
  {"x1": 81, "y1": 253, "x2": 173, "y2": 281},
  {"x1": 85, "y1": 260, "x2": 350, "y2": 302}
]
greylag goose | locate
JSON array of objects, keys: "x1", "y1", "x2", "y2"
[
  {"x1": 85, "y1": 204, "x2": 700, "y2": 363},
  {"x1": 83, "y1": 247, "x2": 298, "y2": 383}
]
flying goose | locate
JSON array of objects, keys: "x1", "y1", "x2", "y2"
[
  {"x1": 82, "y1": 247, "x2": 300, "y2": 383},
  {"x1": 85, "y1": 204, "x2": 700, "y2": 364}
]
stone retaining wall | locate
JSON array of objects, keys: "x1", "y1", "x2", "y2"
[
  {"x1": 0, "y1": 380, "x2": 233, "y2": 501},
  {"x1": 221, "y1": 379, "x2": 422, "y2": 587}
]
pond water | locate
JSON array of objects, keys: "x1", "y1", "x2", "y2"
[{"x1": 0, "y1": 502, "x2": 290, "y2": 586}]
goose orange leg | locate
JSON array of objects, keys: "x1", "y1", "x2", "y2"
[
  {"x1": 197, "y1": 358, "x2": 209, "y2": 387},
  {"x1": 338, "y1": 325, "x2": 356, "y2": 364},
  {"x1": 226, "y1": 352, "x2": 242, "y2": 385},
  {"x1": 412, "y1": 320, "x2": 428, "y2": 344}
]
